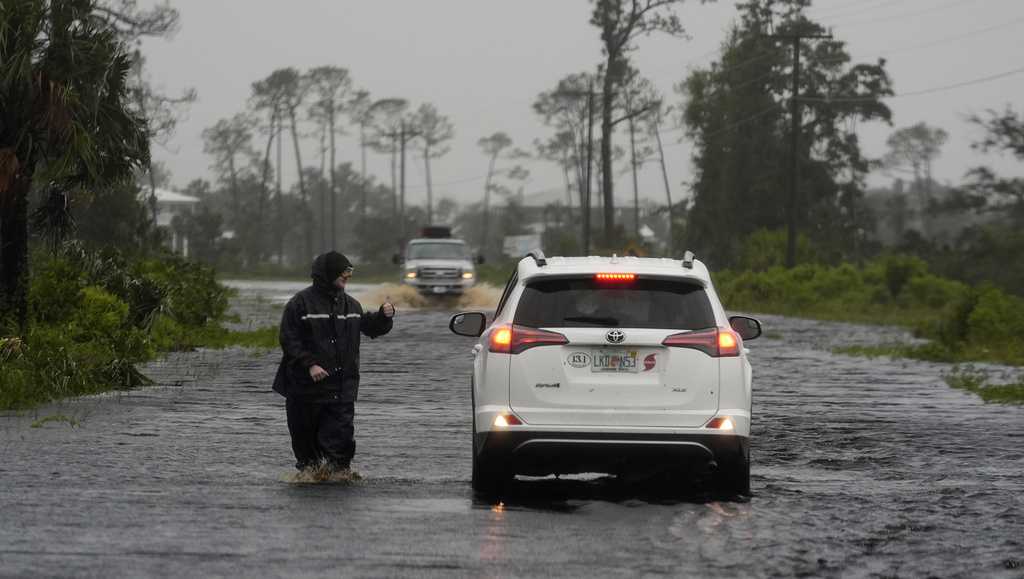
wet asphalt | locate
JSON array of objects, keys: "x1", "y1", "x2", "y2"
[{"x1": 1, "y1": 281, "x2": 1022, "y2": 578}]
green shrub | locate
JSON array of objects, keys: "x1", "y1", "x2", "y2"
[
  {"x1": 879, "y1": 254, "x2": 929, "y2": 299},
  {"x1": 901, "y1": 273, "x2": 967, "y2": 310},
  {"x1": 966, "y1": 285, "x2": 1024, "y2": 345},
  {"x1": 1, "y1": 243, "x2": 249, "y2": 410},
  {"x1": 137, "y1": 256, "x2": 230, "y2": 328},
  {"x1": 28, "y1": 255, "x2": 84, "y2": 324},
  {"x1": 736, "y1": 229, "x2": 816, "y2": 272}
]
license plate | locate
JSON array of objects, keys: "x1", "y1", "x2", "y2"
[
  {"x1": 592, "y1": 350, "x2": 639, "y2": 373},
  {"x1": 432, "y1": 286, "x2": 446, "y2": 294}
]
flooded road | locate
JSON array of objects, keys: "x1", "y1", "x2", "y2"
[{"x1": 2, "y1": 280, "x2": 1022, "y2": 578}]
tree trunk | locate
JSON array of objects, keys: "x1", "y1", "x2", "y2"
[
  {"x1": 258, "y1": 109, "x2": 277, "y2": 263},
  {"x1": 561, "y1": 151, "x2": 574, "y2": 219},
  {"x1": 654, "y1": 117, "x2": 674, "y2": 257},
  {"x1": 228, "y1": 154, "x2": 240, "y2": 227},
  {"x1": 628, "y1": 110, "x2": 640, "y2": 239},
  {"x1": 399, "y1": 122, "x2": 407, "y2": 235},
  {"x1": 288, "y1": 106, "x2": 312, "y2": 261},
  {"x1": 319, "y1": 123, "x2": 327, "y2": 252},
  {"x1": 359, "y1": 122, "x2": 368, "y2": 221},
  {"x1": 390, "y1": 135, "x2": 398, "y2": 220},
  {"x1": 0, "y1": 170, "x2": 32, "y2": 331},
  {"x1": 329, "y1": 105, "x2": 338, "y2": 249},
  {"x1": 601, "y1": 68, "x2": 616, "y2": 244},
  {"x1": 572, "y1": 131, "x2": 587, "y2": 250},
  {"x1": 425, "y1": 143, "x2": 434, "y2": 225},
  {"x1": 482, "y1": 154, "x2": 498, "y2": 258},
  {"x1": 135, "y1": 86, "x2": 159, "y2": 237},
  {"x1": 275, "y1": 112, "x2": 284, "y2": 265}
]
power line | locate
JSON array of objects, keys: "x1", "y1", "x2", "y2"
[
  {"x1": 661, "y1": 12, "x2": 1024, "y2": 134},
  {"x1": 809, "y1": 0, "x2": 909, "y2": 21},
  {"x1": 800, "y1": 65, "x2": 1024, "y2": 103},
  {"x1": 827, "y1": 0, "x2": 981, "y2": 28},
  {"x1": 663, "y1": 103, "x2": 784, "y2": 148},
  {"x1": 858, "y1": 14, "x2": 1024, "y2": 58}
]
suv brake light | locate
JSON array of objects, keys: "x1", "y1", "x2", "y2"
[
  {"x1": 662, "y1": 328, "x2": 740, "y2": 357},
  {"x1": 595, "y1": 273, "x2": 636, "y2": 282},
  {"x1": 489, "y1": 324, "x2": 569, "y2": 354}
]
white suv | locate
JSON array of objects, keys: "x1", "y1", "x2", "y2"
[{"x1": 449, "y1": 251, "x2": 761, "y2": 495}]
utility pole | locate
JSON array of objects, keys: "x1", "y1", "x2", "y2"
[
  {"x1": 396, "y1": 120, "x2": 421, "y2": 241},
  {"x1": 400, "y1": 121, "x2": 407, "y2": 230},
  {"x1": 769, "y1": 31, "x2": 831, "y2": 268}
]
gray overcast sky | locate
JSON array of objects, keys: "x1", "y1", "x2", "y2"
[{"x1": 140, "y1": 0, "x2": 1024, "y2": 207}]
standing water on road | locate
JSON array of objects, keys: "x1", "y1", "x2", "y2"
[{"x1": 1, "y1": 281, "x2": 1021, "y2": 577}]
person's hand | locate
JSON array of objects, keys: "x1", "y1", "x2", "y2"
[
  {"x1": 381, "y1": 301, "x2": 395, "y2": 318},
  {"x1": 309, "y1": 364, "x2": 329, "y2": 383}
]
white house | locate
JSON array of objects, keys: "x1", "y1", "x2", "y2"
[{"x1": 142, "y1": 187, "x2": 200, "y2": 257}]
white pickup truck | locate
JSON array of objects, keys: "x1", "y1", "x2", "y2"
[{"x1": 394, "y1": 228, "x2": 484, "y2": 296}]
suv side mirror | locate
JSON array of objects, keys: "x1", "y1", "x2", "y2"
[
  {"x1": 450, "y1": 312, "x2": 487, "y2": 337},
  {"x1": 476, "y1": 254, "x2": 485, "y2": 265},
  {"x1": 729, "y1": 316, "x2": 762, "y2": 341},
  {"x1": 392, "y1": 253, "x2": 403, "y2": 265}
]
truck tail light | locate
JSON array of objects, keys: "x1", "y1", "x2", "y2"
[
  {"x1": 662, "y1": 328, "x2": 741, "y2": 357},
  {"x1": 489, "y1": 324, "x2": 569, "y2": 354}
]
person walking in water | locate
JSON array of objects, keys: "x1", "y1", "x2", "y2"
[{"x1": 273, "y1": 251, "x2": 395, "y2": 477}]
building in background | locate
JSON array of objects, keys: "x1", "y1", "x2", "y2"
[{"x1": 145, "y1": 188, "x2": 200, "y2": 257}]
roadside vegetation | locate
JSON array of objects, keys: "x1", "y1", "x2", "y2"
[
  {"x1": 0, "y1": 243, "x2": 274, "y2": 411},
  {"x1": 715, "y1": 249, "x2": 1024, "y2": 368},
  {"x1": 943, "y1": 366, "x2": 1024, "y2": 404}
]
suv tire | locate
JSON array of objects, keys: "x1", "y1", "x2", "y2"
[
  {"x1": 471, "y1": 449, "x2": 510, "y2": 495},
  {"x1": 470, "y1": 380, "x2": 510, "y2": 495},
  {"x1": 713, "y1": 450, "x2": 751, "y2": 496}
]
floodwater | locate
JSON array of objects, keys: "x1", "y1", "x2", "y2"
[{"x1": 1, "y1": 280, "x2": 1022, "y2": 578}]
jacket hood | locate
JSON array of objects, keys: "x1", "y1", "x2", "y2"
[{"x1": 311, "y1": 252, "x2": 352, "y2": 294}]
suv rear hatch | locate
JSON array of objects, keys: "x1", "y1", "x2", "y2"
[{"x1": 507, "y1": 276, "x2": 720, "y2": 428}]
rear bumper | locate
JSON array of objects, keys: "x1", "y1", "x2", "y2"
[{"x1": 474, "y1": 430, "x2": 748, "y2": 477}]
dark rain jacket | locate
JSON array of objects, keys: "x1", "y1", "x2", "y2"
[{"x1": 272, "y1": 256, "x2": 393, "y2": 400}]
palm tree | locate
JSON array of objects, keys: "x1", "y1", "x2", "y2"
[
  {"x1": 307, "y1": 66, "x2": 353, "y2": 248},
  {"x1": 411, "y1": 104, "x2": 455, "y2": 224},
  {"x1": 477, "y1": 133, "x2": 513, "y2": 257},
  {"x1": 0, "y1": 0, "x2": 149, "y2": 330}
]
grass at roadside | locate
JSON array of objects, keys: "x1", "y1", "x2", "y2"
[
  {"x1": 833, "y1": 343, "x2": 1024, "y2": 367},
  {"x1": 943, "y1": 366, "x2": 1024, "y2": 404}
]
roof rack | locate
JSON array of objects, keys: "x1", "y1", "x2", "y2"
[
  {"x1": 527, "y1": 250, "x2": 547, "y2": 267},
  {"x1": 682, "y1": 251, "x2": 695, "y2": 269}
]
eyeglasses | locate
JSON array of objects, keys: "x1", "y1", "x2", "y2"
[{"x1": 340, "y1": 268, "x2": 354, "y2": 280}]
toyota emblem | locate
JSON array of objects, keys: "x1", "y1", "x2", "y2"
[{"x1": 606, "y1": 330, "x2": 625, "y2": 344}]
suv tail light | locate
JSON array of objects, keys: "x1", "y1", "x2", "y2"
[
  {"x1": 595, "y1": 273, "x2": 637, "y2": 282},
  {"x1": 489, "y1": 324, "x2": 569, "y2": 354},
  {"x1": 662, "y1": 328, "x2": 741, "y2": 357}
]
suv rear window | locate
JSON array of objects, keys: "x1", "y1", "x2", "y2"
[{"x1": 514, "y1": 278, "x2": 715, "y2": 330}]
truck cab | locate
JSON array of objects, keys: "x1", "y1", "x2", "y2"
[{"x1": 396, "y1": 227, "x2": 482, "y2": 296}]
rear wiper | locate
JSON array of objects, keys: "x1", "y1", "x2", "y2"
[{"x1": 563, "y1": 316, "x2": 620, "y2": 326}]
